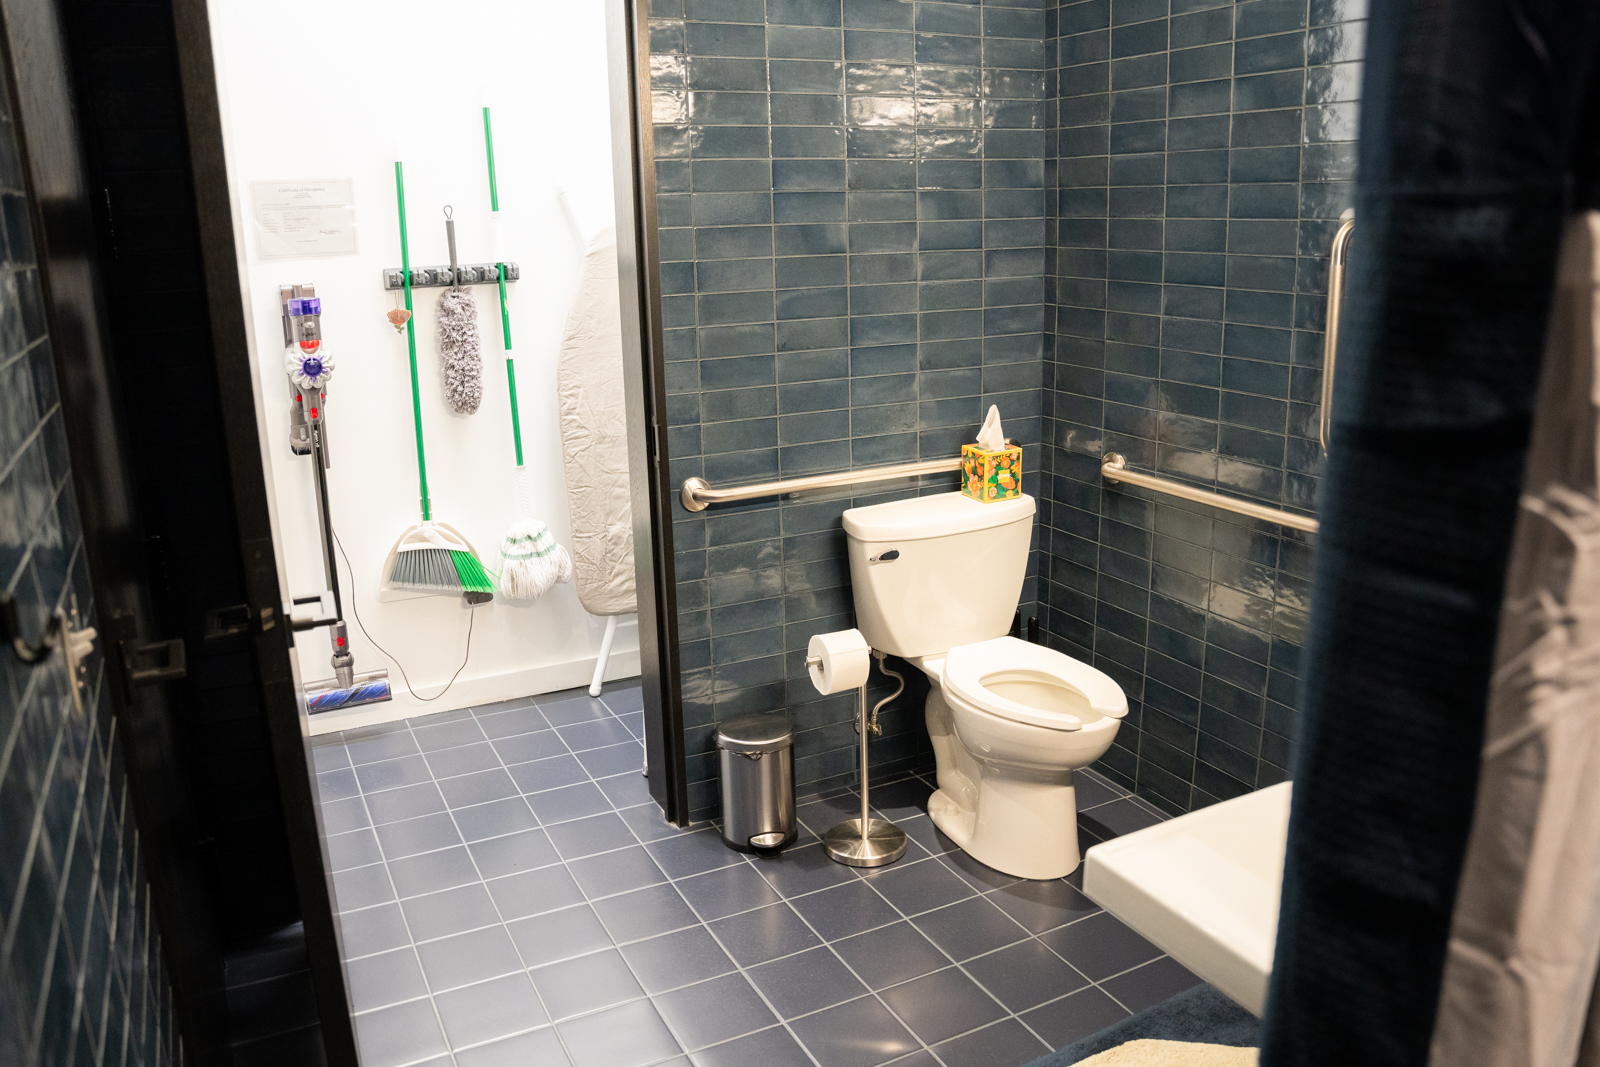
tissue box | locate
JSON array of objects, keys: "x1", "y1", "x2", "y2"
[{"x1": 961, "y1": 443, "x2": 1023, "y2": 502}]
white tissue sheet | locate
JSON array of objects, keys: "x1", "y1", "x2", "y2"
[
  {"x1": 977, "y1": 404, "x2": 1006, "y2": 450},
  {"x1": 557, "y1": 228, "x2": 638, "y2": 617}
]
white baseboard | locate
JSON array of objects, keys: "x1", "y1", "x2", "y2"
[{"x1": 306, "y1": 641, "x2": 641, "y2": 737}]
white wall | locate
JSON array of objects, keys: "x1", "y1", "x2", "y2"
[{"x1": 207, "y1": 0, "x2": 636, "y2": 732}]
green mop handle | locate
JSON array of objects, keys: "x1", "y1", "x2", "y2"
[
  {"x1": 394, "y1": 161, "x2": 431, "y2": 522},
  {"x1": 483, "y1": 106, "x2": 523, "y2": 467}
]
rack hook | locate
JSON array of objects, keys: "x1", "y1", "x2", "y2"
[{"x1": 2, "y1": 593, "x2": 60, "y2": 664}]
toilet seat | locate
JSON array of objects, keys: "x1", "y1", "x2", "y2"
[{"x1": 942, "y1": 637, "x2": 1128, "y2": 732}]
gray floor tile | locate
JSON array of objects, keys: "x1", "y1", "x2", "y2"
[
  {"x1": 618, "y1": 799, "x2": 683, "y2": 841},
  {"x1": 912, "y1": 896, "x2": 1031, "y2": 962},
  {"x1": 475, "y1": 704, "x2": 551, "y2": 739},
  {"x1": 317, "y1": 768, "x2": 359, "y2": 803},
  {"x1": 789, "y1": 879, "x2": 900, "y2": 941},
  {"x1": 374, "y1": 813, "x2": 463, "y2": 861},
  {"x1": 1018, "y1": 985, "x2": 1129, "y2": 1050},
  {"x1": 545, "y1": 811, "x2": 640, "y2": 861},
  {"x1": 1037, "y1": 911, "x2": 1161, "y2": 982},
  {"x1": 345, "y1": 730, "x2": 422, "y2": 766},
  {"x1": 689, "y1": 1026, "x2": 812, "y2": 1067},
  {"x1": 557, "y1": 717, "x2": 636, "y2": 751},
  {"x1": 490, "y1": 728, "x2": 566, "y2": 765},
  {"x1": 558, "y1": 997, "x2": 682, "y2": 1067},
  {"x1": 677, "y1": 863, "x2": 782, "y2": 922},
  {"x1": 345, "y1": 947, "x2": 427, "y2": 1013},
  {"x1": 867, "y1": 776, "x2": 934, "y2": 822},
  {"x1": 642, "y1": 829, "x2": 743, "y2": 881},
  {"x1": 311, "y1": 742, "x2": 350, "y2": 772},
  {"x1": 1075, "y1": 770, "x2": 1123, "y2": 810},
  {"x1": 1098, "y1": 956, "x2": 1200, "y2": 1013},
  {"x1": 423, "y1": 742, "x2": 503, "y2": 780},
  {"x1": 356, "y1": 754, "x2": 433, "y2": 794},
  {"x1": 319, "y1": 796, "x2": 371, "y2": 835},
  {"x1": 568, "y1": 846, "x2": 668, "y2": 898},
  {"x1": 789, "y1": 995, "x2": 920, "y2": 1067},
  {"x1": 619, "y1": 927, "x2": 737, "y2": 996},
  {"x1": 327, "y1": 828, "x2": 383, "y2": 872},
  {"x1": 388, "y1": 845, "x2": 482, "y2": 899},
  {"x1": 577, "y1": 742, "x2": 646, "y2": 779},
  {"x1": 591, "y1": 883, "x2": 699, "y2": 944},
  {"x1": 858, "y1": 855, "x2": 975, "y2": 917},
  {"x1": 351, "y1": 998, "x2": 448, "y2": 1067},
  {"x1": 601, "y1": 688, "x2": 644, "y2": 715},
  {"x1": 527, "y1": 782, "x2": 615, "y2": 825},
  {"x1": 401, "y1": 883, "x2": 502, "y2": 944},
  {"x1": 452, "y1": 1026, "x2": 570, "y2": 1067},
  {"x1": 878, "y1": 966, "x2": 1007, "y2": 1046},
  {"x1": 338, "y1": 902, "x2": 412, "y2": 959},
  {"x1": 531, "y1": 947, "x2": 647, "y2": 1021},
  {"x1": 987, "y1": 878, "x2": 1098, "y2": 934},
  {"x1": 452, "y1": 796, "x2": 541, "y2": 843},
  {"x1": 938, "y1": 849, "x2": 1020, "y2": 893},
  {"x1": 896, "y1": 814, "x2": 959, "y2": 857},
  {"x1": 651, "y1": 972, "x2": 776, "y2": 1052},
  {"x1": 437, "y1": 767, "x2": 521, "y2": 809},
  {"x1": 598, "y1": 770, "x2": 656, "y2": 812},
  {"x1": 708, "y1": 903, "x2": 820, "y2": 967},
  {"x1": 962, "y1": 938, "x2": 1089, "y2": 1014},
  {"x1": 415, "y1": 925, "x2": 524, "y2": 993},
  {"x1": 882, "y1": 1053, "x2": 939, "y2": 1067},
  {"x1": 507, "y1": 753, "x2": 591, "y2": 794},
  {"x1": 929, "y1": 1018, "x2": 1050, "y2": 1067},
  {"x1": 507, "y1": 904, "x2": 613, "y2": 967},
  {"x1": 332, "y1": 864, "x2": 395, "y2": 913},
  {"x1": 1079, "y1": 797, "x2": 1163, "y2": 840},
  {"x1": 750, "y1": 843, "x2": 861, "y2": 898},
  {"x1": 747, "y1": 945, "x2": 869, "y2": 1020},
  {"x1": 795, "y1": 792, "x2": 863, "y2": 836},
  {"x1": 830, "y1": 921, "x2": 950, "y2": 991},
  {"x1": 412, "y1": 718, "x2": 486, "y2": 752},
  {"x1": 486, "y1": 864, "x2": 587, "y2": 921},
  {"x1": 366, "y1": 782, "x2": 449, "y2": 826},
  {"x1": 540, "y1": 694, "x2": 613, "y2": 727},
  {"x1": 468, "y1": 828, "x2": 560, "y2": 879}
]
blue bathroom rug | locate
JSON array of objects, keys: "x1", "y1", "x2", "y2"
[{"x1": 1022, "y1": 983, "x2": 1259, "y2": 1066}]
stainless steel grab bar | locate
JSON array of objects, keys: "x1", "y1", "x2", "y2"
[
  {"x1": 680, "y1": 457, "x2": 963, "y2": 513},
  {"x1": 1321, "y1": 209, "x2": 1355, "y2": 453},
  {"x1": 1101, "y1": 453, "x2": 1319, "y2": 533}
]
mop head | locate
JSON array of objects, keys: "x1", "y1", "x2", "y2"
[
  {"x1": 382, "y1": 522, "x2": 495, "y2": 604},
  {"x1": 498, "y1": 519, "x2": 573, "y2": 600},
  {"x1": 437, "y1": 287, "x2": 482, "y2": 414},
  {"x1": 306, "y1": 672, "x2": 393, "y2": 713}
]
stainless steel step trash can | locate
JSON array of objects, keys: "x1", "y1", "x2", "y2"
[{"x1": 717, "y1": 714, "x2": 797, "y2": 852}]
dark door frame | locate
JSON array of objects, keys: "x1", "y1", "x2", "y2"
[{"x1": 159, "y1": 0, "x2": 687, "y2": 1056}]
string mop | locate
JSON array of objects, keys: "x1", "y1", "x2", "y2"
[{"x1": 483, "y1": 105, "x2": 572, "y2": 600}]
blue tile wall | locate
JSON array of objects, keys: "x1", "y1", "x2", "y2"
[
  {"x1": 0, "y1": 65, "x2": 178, "y2": 1067},
  {"x1": 650, "y1": 0, "x2": 1051, "y2": 816},
  {"x1": 1039, "y1": 0, "x2": 1364, "y2": 813}
]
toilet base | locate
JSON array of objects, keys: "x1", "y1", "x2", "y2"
[{"x1": 928, "y1": 774, "x2": 1084, "y2": 881}]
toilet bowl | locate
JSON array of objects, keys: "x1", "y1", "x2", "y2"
[
  {"x1": 912, "y1": 637, "x2": 1127, "y2": 879},
  {"x1": 842, "y1": 491, "x2": 1130, "y2": 881}
]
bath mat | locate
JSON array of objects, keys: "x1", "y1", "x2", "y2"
[
  {"x1": 1022, "y1": 983, "x2": 1259, "y2": 1066},
  {"x1": 1074, "y1": 1039, "x2": 1257, "y2": 1066}
]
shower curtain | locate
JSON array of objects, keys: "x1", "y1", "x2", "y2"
[{"x1": 1259, "y1": 0, "x2": 1600, "y2": 1064}]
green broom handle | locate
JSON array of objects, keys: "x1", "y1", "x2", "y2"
[
  {"x1": 483, "y1": 106, "x2": 523, "y2": 467},
  {"x1": 394, "y1": 161, "x2": 431, "y2": 522}
]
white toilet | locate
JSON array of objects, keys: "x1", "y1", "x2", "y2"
[{"x1": 843, "y1": 491, "x2": 1128, "y2": 880}]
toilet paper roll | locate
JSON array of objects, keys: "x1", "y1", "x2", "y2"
[{"x1": 807, "y1": 629, "x2": 872, "y2": 695}]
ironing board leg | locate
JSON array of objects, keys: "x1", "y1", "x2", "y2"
[{"x1": 589, "y1": 614, "x2": 618, "y2": 698}]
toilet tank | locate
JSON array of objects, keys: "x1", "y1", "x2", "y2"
[{"x1": 843, "y1": 492, "x2": 1035, "y2": 658}]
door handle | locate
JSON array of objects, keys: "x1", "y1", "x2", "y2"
[{"x1": 122, "y1": 637, "x2": 187, "y2": 689}]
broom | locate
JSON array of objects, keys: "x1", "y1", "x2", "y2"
[
  {"x1": 381, "y1": 158, "x2": 495, "y2": 605},
  {"x1": 483, "y1": 106, "x2": 571, "y2": 600}
]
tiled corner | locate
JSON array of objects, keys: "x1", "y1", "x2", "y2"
[{"x1": 314, "y1": 682, "x2": 1195, "y2": 1067}]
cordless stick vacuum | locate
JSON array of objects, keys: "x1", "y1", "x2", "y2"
[{"x1": 283, "y1": 285, "x2": 392, "y2": 712}]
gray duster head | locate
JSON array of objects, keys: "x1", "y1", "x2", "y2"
[{"x1": 437, "y1": 286, "x2": 482, "y2": 415}]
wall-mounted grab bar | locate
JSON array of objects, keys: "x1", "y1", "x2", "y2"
[
  {"x1": 680, "y1": 457, "x2": 963, "y2": 512},
  {"x1": 1321, "y1": 209, "x2": 1355, "y2": 453},
  {"x1": 1101, "y1": 454, "x2": 1318, "y2": 533}
]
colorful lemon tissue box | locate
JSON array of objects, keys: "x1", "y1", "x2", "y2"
[{"x1": 962, "y1": 443, "x2": 1022, "y2": 502}]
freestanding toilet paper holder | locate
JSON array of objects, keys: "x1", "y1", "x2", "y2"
[{"x1": 806, "y1": 649, "x2": 908, "y2": 868}]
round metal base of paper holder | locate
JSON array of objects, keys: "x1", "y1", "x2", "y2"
[{"x1": 825, "y1": 817, "x2": 908, "y2": 868}]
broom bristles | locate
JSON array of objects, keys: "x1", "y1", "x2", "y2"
[{"x1": 388, "y1": 546, "x2": 496, "y2": 600}]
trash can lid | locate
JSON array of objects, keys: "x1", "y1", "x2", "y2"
[{"x1": 716, "y1": 714, "x2": 793, "y2": 754}]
